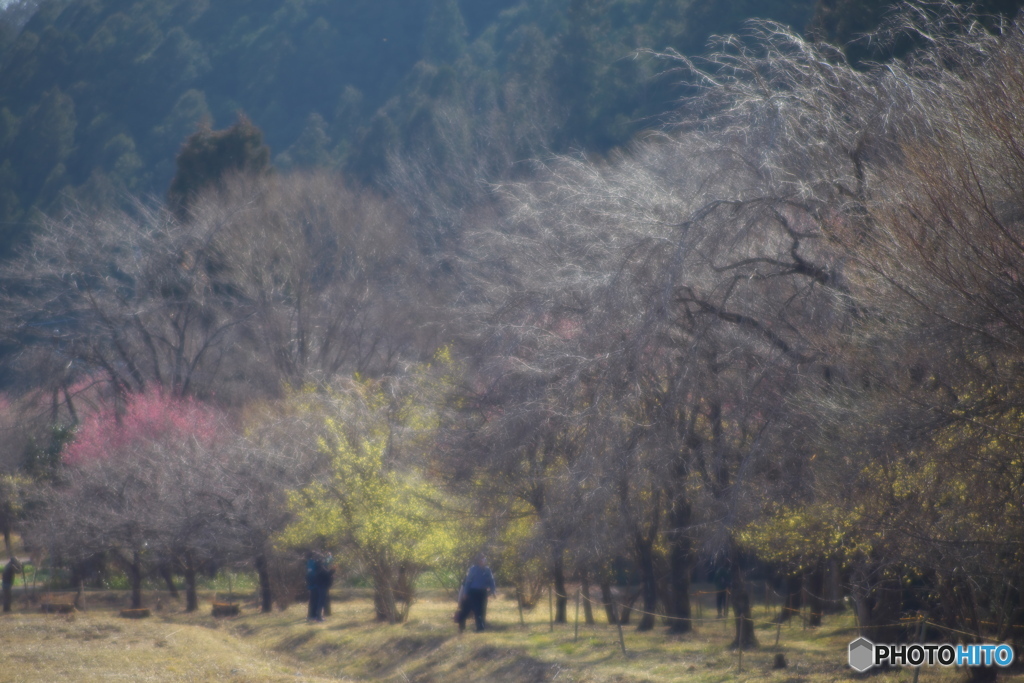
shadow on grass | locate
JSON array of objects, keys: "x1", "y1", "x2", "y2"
[
  {"x1": 391, "y1": 634, "x2": 447, "y2": 654},
  {"x1": 489, "y1": 652, "x2": 561, "y2": 682},
  {"x1": 273, "y1": 629, "x2": 319, "y2": 652},
  {"x1": 323, "y1": 620, "x2": 365, "y2": 631}
]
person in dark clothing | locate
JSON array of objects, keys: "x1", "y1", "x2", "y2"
[
  {"x1": 3, "y1": 558, "x2": 21, "y2": 613},
  {"x1": 306, "y1": 551, "x2": 327, "y2": 622},
  {"x1": 315, "y1": 552, "x2": 335, "y2": 617},
  {"x1": 457, "y1": 553, "x2": 496, "y2": 632}
]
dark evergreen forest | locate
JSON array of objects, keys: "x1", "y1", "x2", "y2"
[{"x1": 7, "y1": 0, "x2": 1009, "y2": 258}]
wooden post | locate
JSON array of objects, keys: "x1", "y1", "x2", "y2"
[
  {"x1": 775, "y1": 619, "x2": 782, "y2": 646},
  {"x1": 616, "y1": 620, "x2": 627, "y2": 655},
  {"x1": 574, "y1": 586, "x2": 581, "y2": 642},
  {"x1": 516, "y1": 586, "x2": 525, "y2": 627},
  {"x1": 738, "y1": 641, "x2": 743, "y2": 673}
]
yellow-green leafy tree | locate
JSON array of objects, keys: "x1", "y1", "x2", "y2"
[{"x1": 281, "y1": 352, "x2": 480, "y2": 623}]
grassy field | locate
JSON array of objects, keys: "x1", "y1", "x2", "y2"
[{"x1": 2, "y1": 585, "x2": 1021, "y2": 682}]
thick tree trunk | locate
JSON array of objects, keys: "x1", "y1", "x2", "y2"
[
  {"x1": 158, "y1": 563, "x2": 179, "y2": 598},
  {"x1": 825, "y1": 560, "x2": 844, "y2": 613},
  {"x1": 581, "y1": 572, "x2": 595, "y2": 625},
  {"x1": 806, "y1": 560, "x2": 825, "y2": 627},
  {"x1": 372, "y1": 565, "x2": 398, "y2": 623},
  {"x1": 636, "y1": 534, "x2": 657, "y2": 631},
  {"x1": 778, "y1": 574, "x2": 802, "y2": 623},
  {"x1": 600, "y1": 579, "x2": 617, "y2": 624},
  {"x1": 1005, "y1": 576, "x2": 1024, "y2": 652},
  {"x1": 255, "y1": 554, "x2": 273, "y2": 613},
  {"x1": 184, "y1": 558, "x2": 198, "y2": 613},
  {"x1": 553, "y1": 556, "x2": 567, "y2": 623},
  {"x1": 666, "y1": 498, "x2": 693, "y2": 634},
  {"x1": 731, "y1": 582, "x2": 758, "y2": 649},
  {"x1": 129, "y1": 552, "x2": 143, "y2": 609},
  {"x1": 852, "y1": 564, "x2": 902, "y2": 644}
]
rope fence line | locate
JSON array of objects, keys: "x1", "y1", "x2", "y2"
[
  {"x1": 555, "y1": 590, "x2": 867, "y2": 660},
  {"x1": 546, "y1": 588, "x2": 1018, "y2": 659},
  {"x1": 571, "y1": 590, "x2": 862, "y2": 631},
  {"x1": 924, "y1": 620, "x2": 1018, "y2": 644}
]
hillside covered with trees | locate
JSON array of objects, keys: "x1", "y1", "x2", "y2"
[
  {"x1": 4, "y1": 2, "x2": 1024, "y2": 680},
  {"x1": 1, "y1": 0, "x2": 982, "y2": 258}
]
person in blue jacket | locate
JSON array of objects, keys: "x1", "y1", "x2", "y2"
[{"x1": 457, "y1": 553, "x2": 497, "y2": 632}]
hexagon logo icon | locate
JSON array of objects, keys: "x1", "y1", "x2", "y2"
[{"x1": 849, "y1": 637, "x2": 875, "y2": 672}]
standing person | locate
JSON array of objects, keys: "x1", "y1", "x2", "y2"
[
  {"x1": 3, "y1": 558, "x2": 21, "y2": 613},
  {"x1": 306, "y1": 551, "x2": 324, "y2": 622},
  {"x1": 316, "y1": 552, "x2": 335, "y2": 618},
  {"x1": 457, "y1": 553, "x2": 497, "y2": 632}
]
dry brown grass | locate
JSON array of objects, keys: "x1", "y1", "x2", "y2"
[{"x1": 3, "y1": 586, "x2": 1023, "y2": 682}]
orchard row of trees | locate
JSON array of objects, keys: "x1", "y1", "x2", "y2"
[{"x1": 2, "y1": 2, "x2": 1024, "y2": 663}]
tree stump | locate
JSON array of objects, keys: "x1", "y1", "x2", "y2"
[
  {"x1": 40, "y1": 593, "x2": 75, "y2": 614},
  {"x1": 212, "y1": 602, "x2": 240, "y2": 617}
]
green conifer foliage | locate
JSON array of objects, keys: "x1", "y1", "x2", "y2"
[{"x1": 167, "y1": 113, "x2": 270, "y2": 217}]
